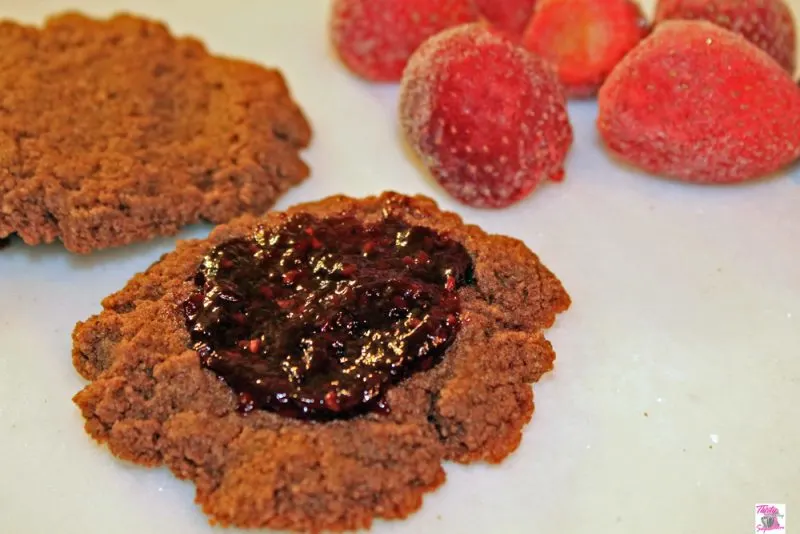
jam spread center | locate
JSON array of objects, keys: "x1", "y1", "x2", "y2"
[{"x1": 183, "y1": 215, "x2": 474, "y2": 420}]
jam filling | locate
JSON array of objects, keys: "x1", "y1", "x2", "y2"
[{"x1": 183, "y1": 215, "x2": 474, "y2": 420}]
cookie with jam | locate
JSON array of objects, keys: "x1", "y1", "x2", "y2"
[{"x1": 72, "y1": 192, "x2": 570, "y2": 532}]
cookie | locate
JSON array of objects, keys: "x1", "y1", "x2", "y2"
[
  {"x1": 72, "y1": 192, "x2": 570, "y2": 532},
  {"x1": 0, "y1": 13, "x2": 311, "y2": 253}
]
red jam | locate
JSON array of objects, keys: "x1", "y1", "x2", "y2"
[{"x1": 183, "y1": 215, "x2": 474, "y2": 420}]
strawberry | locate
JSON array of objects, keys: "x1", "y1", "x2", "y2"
[
  {"x1": 522, "y1": 0, "x2": 649, "y2": 97},
  {"x1": 399, "y1": 24, "x2": 572, "y2": 208},
  {"x1": 330, "y1": 0, "x2": 478, "y2": 82},
  {"x1": 598, "y1": 20, "x2": 800, "y2": 184},
  {"x1": 474, "y1": 0, "x2": 537, "y2": 39},
  {"x1": 655, "y1": 0, "x2": 796, "y2": 74}
]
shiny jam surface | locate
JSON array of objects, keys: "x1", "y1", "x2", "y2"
[{"x1": 183, "y1": 215, "x2": 474, "y2": 420}]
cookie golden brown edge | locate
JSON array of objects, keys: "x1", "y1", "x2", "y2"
[{"x1": 72, "y1": 192, "x2": 570, "y2": 532}]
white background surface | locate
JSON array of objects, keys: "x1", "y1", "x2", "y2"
[{"x1": 1, "y1": 1, "x2": 799, "y2": 533}]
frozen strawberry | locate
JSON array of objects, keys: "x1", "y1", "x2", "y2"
[
  {"x1": 399, "y1": 24, "x2": 573, "y2": 209},
  {"x1": 330, "y1": 0, "x2": 478, "y2": 82},
  {"x1": 522, "y1": 0, "x2": 649, "y2": 97},
  {"x1": 598, "y1": 20, "x2": 800, "y2": 184},
  {"x1": 475, "y1": 0, "x2": 537, "y2": 38},
  {"x1": 655, "y1": 0, "x2": 796, "y2": 74}
]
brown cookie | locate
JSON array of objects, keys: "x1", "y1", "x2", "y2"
[
  {"x1": 0, "y1": 12, "x2": 311, "y2": 253},
  {"x1": 72, "y1": 192, "x2": 570, "y2": 532}
]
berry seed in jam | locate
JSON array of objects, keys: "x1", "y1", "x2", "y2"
[{"x1": 182, "y1": 215, "x2": 475, "y2": 420}]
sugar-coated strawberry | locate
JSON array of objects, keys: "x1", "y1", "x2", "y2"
[
  {"x1": 655, "y1": 0, "x2": 796, "y2": 74},
  {"x1": 522, "y1": 0, "x2": 649, "y2": 97},
  {"x1": 399, "y1": 24, "x2": 573, "y2": 209},
  {"x1": 598, "y1": 20, "x2": 800, "y2": 184},
  {"x1": 330, "y1": 0, "x2": 478, "y2": 82},
  {"x1": 474, "y1": 0, "x2": 537, "y2": 38}
]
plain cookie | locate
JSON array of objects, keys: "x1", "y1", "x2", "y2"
[{"x1": 0, "y1": 12, "x2": 311, "y2": 253}]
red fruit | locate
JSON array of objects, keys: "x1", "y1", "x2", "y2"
[
  {"x1": 330, "y1": 0, "x2": 478, "y2": 82},
  {"x1": 522, "y1": 0, "x2": 649, "y2": 97},
  {"x1": 399, "y1": 24, "x2": 573, "y2": 209},
  {"x1": 598, "y1": 20, "x2": 800, "y2": 184},
  {"x1": 475, "y1": 0, "x2": 537, "y2": 38},
  {"x1": 655, "y1": 0, "x2": 796, "y2": 74}
]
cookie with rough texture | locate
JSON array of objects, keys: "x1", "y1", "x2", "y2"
[
  {"x1": 0, "y1": 12, "x2": 311, "y2": 253},
  {"x1": 72, "y1": 192, "x2": 570, "y2": 532}
]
